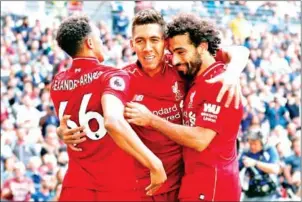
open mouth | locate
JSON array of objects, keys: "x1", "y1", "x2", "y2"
[{"x1": 144, "y1": 55, "x2": 155, "y2": 62}]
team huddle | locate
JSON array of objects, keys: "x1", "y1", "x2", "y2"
[{"x1": 50, "y1": 9, "x2": 249, "y2": 201}]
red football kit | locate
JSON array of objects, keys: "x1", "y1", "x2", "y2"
[
  {"x1": 179, "y1": 61, "x2": 243, "y2": 201},
  {"x1": 50, "y1": 57, "x2": 138, "y2": 201},
  {"x1": 123, "y1": 54, "x2": 186, "y2": 201}
]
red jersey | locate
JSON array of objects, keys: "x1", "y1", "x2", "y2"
[
  {"x1": 180, "y1": 61, "x2": 243, "y2": 201},
  {"x1": 123, "y1": 54, "x2": 186, "y2": 195},
  {"x1": 2, "y1": 177, "x2": 33, "y2": 201},
  {"x1": 182, "y1": 61, "x2": 243, "y2": 170},
  {"x1": 50, "y1": 57, "x2": 136, "y2": 192}
]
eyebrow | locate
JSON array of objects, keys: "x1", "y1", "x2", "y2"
[
  {"x1": 173, "y1": 47, "x2": 185, "y2": 52},
  {"x1": 134, "y1": 35, "x2": 162, "y2": 41}
]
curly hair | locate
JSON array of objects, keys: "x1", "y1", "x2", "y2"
[
  {"x1": 56, "y1": 15, "x2": 92, "y2": 57},
  {"x1": 166, "y1": 13, "x2": 221, "y2": 56},
  {"x1": 132, "y1": 9, "x2": 166, "y2": 35}
]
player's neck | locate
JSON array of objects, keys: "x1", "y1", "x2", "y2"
[
  {"x1": 142, "y1": 60, "x2": 164, "y2": 77},
  {"x1": 73, "y1": 50, "x2": 96, "y2": 59},
  {"x1": 197, "y1": 55, "x2": 216, "y2": 76},
  {"x1": 143, "y1": 67, "x2": 161, "y2": 77}
]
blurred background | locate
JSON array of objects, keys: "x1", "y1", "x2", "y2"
[{"x1": 0, "y1": 1, "x2": 301, "y2": 201}]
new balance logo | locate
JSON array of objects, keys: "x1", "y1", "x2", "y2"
[
  {"x1": 133, "y1": 95, "x2": 144, "y2": 101},
  {"x1": 203, "y1": 103, "x2": 221, "y2": 114}
]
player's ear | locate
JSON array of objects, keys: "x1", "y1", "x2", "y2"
[
  {"x1": 86, "y1": 37, "x2": 94, "y2": 49},
  {"x1": 130, "y1": 39, "x2": 135, "y2": 51},
  {"x1": 198, "y1": 42, "x2": 208, "y2": 55}
]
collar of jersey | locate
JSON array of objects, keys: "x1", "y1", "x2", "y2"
[{"x1": 72, "y1": 57, "x2": 100, "y2": 67}]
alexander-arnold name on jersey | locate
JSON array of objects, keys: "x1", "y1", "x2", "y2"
[{"x1": 52, "y1": 71, "x2": 103, "y2": 91}]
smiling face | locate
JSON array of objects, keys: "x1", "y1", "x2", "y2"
[
  {"x1": 168, "y1": 33, "x2": 203, "y2": 81},
  {"x1": 131, "y1": 23, "x2": 165, "y2": 75}
]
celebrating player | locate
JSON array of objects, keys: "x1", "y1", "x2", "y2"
[
  {"x1": 56, "y1": 9, "x2": 248, "y2": 201},
  {"x1": 50, "y1": 14, "x2": 166, "y2": 201},
  {"x1": 125, "y1": 13, "x2": 244, "y2": 201}
]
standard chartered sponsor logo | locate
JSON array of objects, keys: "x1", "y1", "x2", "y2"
[
  {"x1": 152, "y1": 104, "x2": 181, "y2": 121},
  {"x1": 182, "y1": 111, "x2": 196, "y2": 126}
]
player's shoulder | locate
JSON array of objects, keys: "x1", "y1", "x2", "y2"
[
  {"x1": 198, "y1": 62, "x2": 225, "y2": 87},
  {"x1": 122, "y1": 62, "x2": 138, "y2": 73},
  {"x1": 52, "y1": 70, "x2": 67, "y2": 82},
  {"x1": 264, "y1": 145, "x2": 277, "y2": 154},
  {"x1": 101, "y1": 65, "x2": 129, "y2": 80},
  {"x1": 122, "y1": 62, "x2": 143, "y2": 78},
  {"x1": 203, "y1": 61, "x2": 226, "y2": 80}
]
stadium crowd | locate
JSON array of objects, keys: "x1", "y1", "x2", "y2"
[{"x1": 0, "y1": 1, "x2": 301, "y2": 201}]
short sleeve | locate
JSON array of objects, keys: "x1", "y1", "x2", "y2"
[
  {"x1": 284, "y1": 156, "x2": 293, "y2": 166},
  {"x1": 266, "y1": 146, "x2": 280, "y2": 164},
  {"x1": 195, "y1": 82, "x2": 234, "y2": 135},
  {"x1": 102, "y1": 70, "x2": 133, "y2": 105}
]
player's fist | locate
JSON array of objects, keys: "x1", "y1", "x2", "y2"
[{"x1": 125, "y1": 102, "x2": 153, "y2": 127}]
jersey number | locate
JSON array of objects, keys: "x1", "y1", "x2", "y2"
[{"x1": 58, "y1": 93, "x2": 106, "y2": 140}]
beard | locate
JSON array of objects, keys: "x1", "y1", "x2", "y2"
[{"x1": 179, "y1": 51, "x2": 202, "y2": 82}]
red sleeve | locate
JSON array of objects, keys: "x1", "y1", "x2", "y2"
[
  {"x1": 214, "y1": 49, "x2": 224, "y2": 62},
  {"x1": 195, "y1": 82, "x2": 229, "y2": 135},
  {"x1": 101, "y1": 70, "x2": 133, "y2": 105}
]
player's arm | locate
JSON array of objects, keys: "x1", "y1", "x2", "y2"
[
  {"x1": 102, "y1": 93, "x2": 163, "y2": 169},
  {"x1": 207, "y1": 46, "x2": 249, "y2": 108},
  {"x1": 216, "y1": 46, "x2": 250, "y2": 76},
  {"x1": 102, "y1": 94, "x2": 166, "y2": 195},
  {"x1": 126, "y1": 102, "x2": 216, "y2": 152}
]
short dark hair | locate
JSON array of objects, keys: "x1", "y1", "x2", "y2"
[
  {"x1": 56, "y1": 15, "x2": 92, "y2": 57},
  {"x1": 166, "y1": 13, "x2": 221, "y2": 56},
  {"x1": 132, "y1": 9, "x2": 165, "y2": 35}
]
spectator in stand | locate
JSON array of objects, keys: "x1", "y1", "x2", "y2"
[
  {"x1": 283, "y1": 136, "x2": 301, "y2": 196},
  {"x1": 112, "y1": 8, "x2": 129, "y2": 38},
  {"x1": 1, "y1": 156, "x2": 16, "y2": 187},
  {"x1": 31, "y1": 174, "x2": 55, "y2": 202},
  {"x1": 229, "y1": 12, "x2": 252, "y2": 44},
  {"x1": 39, "y1": 105, "x2": 59, "y2": 137},
  {"x1": 12, "y1": 127, "x2": 40, "y2": 165},
  {"x1": 26, "y1": 156, "x2": 43, "y2": 192},
  {"x1": 1, "y1": 162, "x2": 35, "y2": 201}
]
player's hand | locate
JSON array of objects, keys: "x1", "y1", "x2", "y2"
[
  {"x1": 146, "y1": 160, "x2": 167, "y2": 196},
  {"x1": 57, "y1": 115, "x2": 86, "y2": 152},
  {"x1": 124, "y1": 102, "x2": 153, "y2": 127},
  {"x1": 206, "y1": 71, "x2": 242, "y2": 109},
  {"x1": 242, "y1": 156, "x2": 257, "y2": 168}
]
